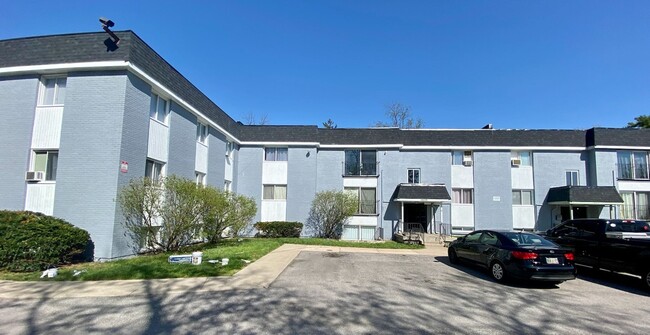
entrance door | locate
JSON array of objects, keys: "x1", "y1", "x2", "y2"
[
  {"x1": 404, "y1": 203, "x2": 427, "y2": 232},
  {"x1": 560, "y1": 206, "x2": 588, "y2": 222}
]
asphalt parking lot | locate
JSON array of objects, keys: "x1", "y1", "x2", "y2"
[{"x1": 1, "y1": 251, "x2": 649, "y2": 334}]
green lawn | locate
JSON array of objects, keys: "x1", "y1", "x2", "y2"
[{"x1": 0, "y1": 238, "x2": 421, "y2": 281}]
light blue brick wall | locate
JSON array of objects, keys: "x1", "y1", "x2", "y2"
[
  {"x1": 54, "y1": 71, "x2": 129, "y2": 260},
  {"x1": 287, "y1": 147, "x2": 318, "y2": 229},
  {"x1": 111, "y1": 72, "x2": 152, "y2": 258},
  {"x1": 207, "y1": 128, "x2": 226, "y2": 188},
  {"x1": 473, "y1": 151, "x2": 513, "y2": 230},
  {"x1": 236, "y1": 147, "x2": 263, "y2": 223},
  {"x1": 592, "y1": 150, "x2": 617, "y2": 186},
  {"x1": 0, "y1": 76, "x2": 39, "y2": 210},
  {"x1": 166, "y1": 102, "x2": 197, "y2": 179},
  {"x1": 315, "y1": 150, "x2": 344, "y2": 192},
  {"x1": 533, "y1": 151, "x2": 587, "y2": 231}
]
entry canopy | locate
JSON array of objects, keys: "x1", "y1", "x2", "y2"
[
  {"x1": 547, "y1": 186, "x2": 624, "y2": 205},
  {"x1": 393, "y1": 184, "x2": 451, "y2": 203}
]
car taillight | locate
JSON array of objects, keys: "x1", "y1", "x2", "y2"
[
  {"x1": 511, "y1": 251, "x2": 538, "y2": 260},
  {"x1": 564, "y1": 253, "x2": 575, "y2": 261}
]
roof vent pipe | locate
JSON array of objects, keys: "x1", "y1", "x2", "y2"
[{"x1": 482, "y1": 123, "x2": 493, "y2": 129}]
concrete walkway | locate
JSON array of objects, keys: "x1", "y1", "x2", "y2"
[{"x1": 0, "y1": 244, "x2": 448, "y2": 299}]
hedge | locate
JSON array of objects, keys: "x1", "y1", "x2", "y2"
[
  {"x1": 254, "y1": 221, "x2": 303, "y2": 238},
  {"x1": 0, "y1": 210, "x2": 94, "y2": 272}
]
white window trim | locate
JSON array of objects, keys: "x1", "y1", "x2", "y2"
[
  {"x1": 263, "y1": 184, "x2": 287, "y2": 200},
  {"x1": 197, "y1": 122, "x2": 209, "y2": 145},
  {"x1": 565, "y1": 170, "x2": 580, "y2": 186},
  {"x1": 150, "y1": 93, "x2": 170, "y2": 126},
  {"x1": 37, "y1": 76, "x2": 66, "y2": 107},
  {"x1": 407, "y1": 168, "x2": 421, "y2": 184},
  {"x1": 512, "y1": 189, "x2": 534, "y2": 206},
  {"x1": 452, "y1": 188, "x2": 474, "y2": 204}
]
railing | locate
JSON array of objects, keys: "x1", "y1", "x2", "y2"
[
  {"x1": 617, "y1": 163, "x2": 649, "y2": 180},
  {"x1": 342, "y1": 161, "x2": 379, "y2": 176}
]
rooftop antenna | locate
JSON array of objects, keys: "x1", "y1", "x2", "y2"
[{"x1": 99, "y1": 17, "x2": 120, "y2": 51}]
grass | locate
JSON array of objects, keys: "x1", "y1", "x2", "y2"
[{"x1": 0, "y1": 238, "x2": 421, "y2": 281}]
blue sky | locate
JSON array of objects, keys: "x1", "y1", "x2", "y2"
[{"x1": 3, "y1": 1, "x2": 649, "y2": 129}]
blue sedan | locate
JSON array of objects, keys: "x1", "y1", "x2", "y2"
[{"x1": 447, "y1": 230, "x2": 577, "y2": 284}]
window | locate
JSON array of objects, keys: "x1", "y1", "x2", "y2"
[
  {"x1": 40, "y1": 77, "x2": 66, "y2": 105},
  {"x1": 512, "y1": 151, "x2": 532, "y2": 166},
  {"x1": 344, "y1": 150, "x2": 377, "y2": 175},
  {"x1": 196, "y1": 123, "x2": 208, "y2": 144},
  {"x1": 145, "y1": 160, "x2": 164, "y2": 184},
  {"x1": 149, "y1": 93, "x2": 169, "y2": 124},
  {"x1": 565, "y1": 171, "x2": 579, "y2": 186},
  {"x1": 263, "y1": 185, "x2": 287, "y2": 200},
  {"x1": 512, "y1": 190, "x2": 533, "y2": 205},
  {"x1": 464, "y1": 231, "x2": 481, "y2": 243},
  {"x1": 480, "y1": 231, "x2": 500, "y2": 246},
  {"x1": 224, "y1": 180, "x2": 232, "y2": 192},
  {"x1": 452, "y1": 189, "x2": 473, "y2": 204},
  {"x1": 617, "y1": 151, "x2": 649, "y2": 180},
  {"x1": 264, "y1": 148, "x2": 288, "y2": 161},
  {"x1": 33, "y1": 151, "x2": 58, "y2": 181},
  {"x1": 620, "y1": 192, "x2": 650, "y2": 220},
  {"x1": 195, "y1": 172, "x2": 205, "y2": 186},
  {"x1": 345, "y1": 187, "x2": 377, "y2": 214},
  {"x1": 452, "y1": 151, "x2": 472, "y2": 166},
  {"x1": 407, "y1": 168, "x2": 420, "y2": 184}
]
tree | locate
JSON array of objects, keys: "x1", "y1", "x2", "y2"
[
  {"x1": 119, "y1": 176, "x2": 203, "y2": 252},
  {"x1": 627, "y1": 115, "x2": 650, "y2": 128},
  {"x1": 244, "y1": 112, "x2": 269, "y2": 125},
  {"x1": 200, "y1": 188, "x2": 257, "y2": 243},
  {"x1": 374, "y1": 102, "x2": 424, "y2": 129},
  {"x1": 322, "y1": 118, "x2": 337, "y2": 129},
  {"x1": 306, "y1": 190, "x2": 358, "y2": 239},
  {"x1": 118, "y1": 176, "x2": 257, "y2": 252}
]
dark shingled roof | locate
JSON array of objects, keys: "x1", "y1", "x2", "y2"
[
  {"x1": 547, "y1": 186, "x2": 623, "y2": 204},
  {"x1": 393, "y1": 184, "x2": 451, "y2": 202},
  {"x1": 0, "y1": 31, "x2": 240, "y2": 137},
  {"x1": 238, "y1": 125, "x2": 319, "y2": 143},
  {"x1": 586, "y1": 128, "x2": 650, "y2": 147},
  {"x1": 4, "y1": 32, "x2": 650, "y2": 148}
]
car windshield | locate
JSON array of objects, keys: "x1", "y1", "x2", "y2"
[{"x1": 503, "y1": 232, "x2": 556, "y2": 247}]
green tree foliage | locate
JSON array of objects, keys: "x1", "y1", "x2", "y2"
[
  {"x1": 0, "y1": 211, "x2": 93, "y2": 272},
  {"x1": 254, "y1": 221, "x2": 303, "y2": 238},
  {"x1": 374, "y1": 102, "x2": 424, "y2": 129},
  {"x1": 200, "y1": 188, "x2": 257, "y2": 243},
  {"x1": 627, "y1": 115, "x2": 650, "y2": 128},
  {"x1": 306, "y1": 190, "x2": 358, "y2": 239},
  {"x1": 118, "y1": 176, "x2": 257, "y2": 252}
]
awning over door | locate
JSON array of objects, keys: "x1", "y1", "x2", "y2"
[
  {"x1": 546, "y1": 186, "x2": 624, "y2": 205},
  {"x1": 393, "y1": 184, "x2": 451, "y2": 203}
]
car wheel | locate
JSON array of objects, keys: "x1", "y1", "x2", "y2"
[
  {"x1": 448, "y1": 248, "x2": 459, "y2": 264},
  {"x1": 490, "y1": 261, "x2": 507, "y2": 283},
  {"x1": 642, "y1": 269, "x2": 650, "y2": 291}
]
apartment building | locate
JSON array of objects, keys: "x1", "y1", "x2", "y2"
[{"x1": 1, "y1": 31, "x2": 648, "y2": 259}]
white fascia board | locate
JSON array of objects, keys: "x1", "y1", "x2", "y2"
[
  {"x1": 400, "y1": 146, "x2": 586, "y2": 151},
  {"x1": 588, "y1": 145, "x2": 650, "y2": 151},
  {"x1": 319, "y1": 144, "x2": 403, "y2": 149},
  {"x1": 126, "y1": 64, "x2": 239, "y2": 143},
  {"x1": 239, "y1": 141, "x2": 320, "y2": 147},
  {"x1": 0, "y1": 61, "x2": 129, "y2": 75},
  {"x1": 394, "y1": 198, "x2": 451, "y2": 203}
]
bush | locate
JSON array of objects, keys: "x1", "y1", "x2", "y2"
[
  {"x1": 254, "y1": 221, "x2": 303, "y2": 238},
  {"x1": 0, "y1": 211, "x2": 93, "y2": 272},
  {"x1": 306, "y1": 190, "x2": 358, "y2": 239}
]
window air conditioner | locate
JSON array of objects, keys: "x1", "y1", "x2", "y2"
[
  {"x1": 25, "y1": 171, "x2": 44, "y2": 182},
  {"x1": 462, "y1": 160, "x2": 473, "y2": 167},
  {"x1": 511, "y1": 159, "x2": 522, "y2": 167}
]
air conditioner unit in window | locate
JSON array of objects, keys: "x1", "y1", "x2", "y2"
[
  {"x1": 511, "y1": 159, "x2": 522, "y2": 167},
  {"x1": 462, "y1": 160, "x2": 473, "y2": 167},
  {"x1": 25, "y1": 171, "x2": 44, "y2": 182}
]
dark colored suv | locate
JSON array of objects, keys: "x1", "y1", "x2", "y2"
[{"x1": 546, "y1": 219, "x2": 650, "y2": 290}]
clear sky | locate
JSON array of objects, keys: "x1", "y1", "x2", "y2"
[{"x1": 2, "y1": 1, "x2": 649, "y2": 129}]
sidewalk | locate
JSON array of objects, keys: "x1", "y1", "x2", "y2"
[{"x1": 0, "y1": 244, "x2": 448, "y2": 299}]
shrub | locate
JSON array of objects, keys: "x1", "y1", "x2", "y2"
[
  {"x1": 306, "y1": 190, "x2": 358, "y2": 239},
  {"x1": 254, "y1": 221, "x2": 303, "y2": 238},
  {"x1": 0, "y1": 210, "x2": 93, "y2": 272}
]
